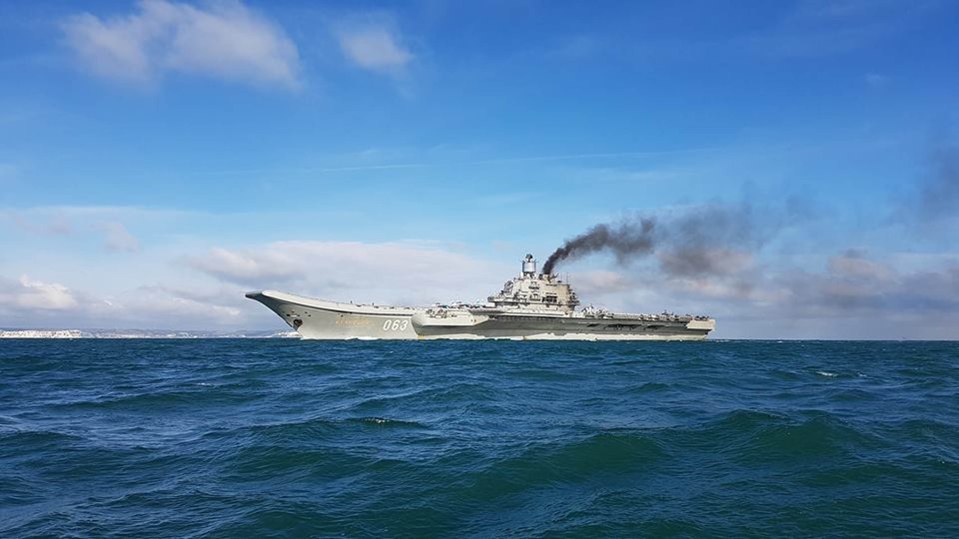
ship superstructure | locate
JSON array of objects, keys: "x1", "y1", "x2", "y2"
[
  {"x1": 246, "y1": 254, "x2": 715, "y2": 340},
  {"x1": 487, "y1": 254, "x2": 579, "y2": 313}
]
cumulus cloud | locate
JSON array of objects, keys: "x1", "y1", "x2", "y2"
[
  {"x1": 0, "y1": 276, "x2": 79, "y2": 311},
  {"x1": 0, "y1": 274, "x2": 255, "y2": 329},
  {"x1": 61, "y1": 0, "x2": 301, "y2": 89},
  {"x1": 336, "y1": 22, "x2": 413, "y2": 74}
]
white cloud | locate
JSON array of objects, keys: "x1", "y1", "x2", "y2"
[
  {"x1": 93, "y1": 284, "x2": 244, "y2": 322},
  {"x1": 1, "y1": 276, "x2": 79, "y2": 311},
  {"x1": 189, "y1": 240, "x2": 507, "y2": 305},
  {"x1": 0, "y1": 240, "x2": 510, "y2": 329},
  {"x1": 99, "y1": 222, "x2": 140, "y2": 252},
  {"x1": 337, "y1": 24, "x2": 413, "y2": 74},
  {"x1": 0, "y1": 274, "x2": 253, "y2": 329},
  {"x1": 62, "y1": 0, "x2": 301, "y2": 89},
  {"x1": 189, "y1": 246, "x2": 302, "y2": 283}
]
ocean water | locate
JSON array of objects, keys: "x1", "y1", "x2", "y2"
[{"x1": 1, "y1": 340, "x2": 957, "y2": 537}]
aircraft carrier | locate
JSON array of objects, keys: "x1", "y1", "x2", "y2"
[{"x1": 246, "y1": 254, "x2": 715, "y2": 340}]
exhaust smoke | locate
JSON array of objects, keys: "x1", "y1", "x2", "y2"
[
  {"x1": 542, "y1": 204, "x2": 761, "y2": 279},
  {"x1": 542, "y1": 219, "x2": 656, "y2": 275}
]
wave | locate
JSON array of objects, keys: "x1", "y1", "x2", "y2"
[
  {"x1": 47, "y1": 382, "x2": 268, "y2": 411},
  {"x1": 349, "y1": 417, "x2": 428, "y2": 429},
  {"x1": 0, "y1": 429, "x2": 87, "y2": 449},
  {"x1": 4, "y1": 339, "x2": 959, "y2": 537},
  {"x1": 454, "y1": 430, "x2": 665, "y2": 501}
]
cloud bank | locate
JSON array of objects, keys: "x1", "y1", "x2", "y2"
[
  {"x1": 0, "y1": 276, "x2": 79, "y2": 311},
  {"x1": 188, "y1": 240, "x2": 503, "y2": 305},
  {"x1": 0, "y1": 240, "x2": 507, "y2": 330},
  {"x1": 0, "y1": 275, "x2": 249, "y2": 330},
  {"x1": 62, "y1": 0, "x2": 301, "y2": 89}
]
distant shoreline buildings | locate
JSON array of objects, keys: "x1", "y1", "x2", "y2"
[{"x1": 0, "y1": 329, "x2": 299, "y2": 339}]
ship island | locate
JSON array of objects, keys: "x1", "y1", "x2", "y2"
[{"x1": 246, "y1": 254, "x2": 715, "y2": 340}]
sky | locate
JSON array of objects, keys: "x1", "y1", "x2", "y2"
[{"x1": 0, "y1": 0, "x2": 957, "y2": 338}]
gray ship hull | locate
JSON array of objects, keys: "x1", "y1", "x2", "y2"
[
  {"x1": 246, "y1": 291, "x2": 417, "y2": 340},
  {"x1": 246, "y1": 290, "x2": 714, "y2": 341}
]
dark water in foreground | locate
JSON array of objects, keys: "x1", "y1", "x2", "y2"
[{"x1": 1, "y1": 340, "x2": 957, "y2": 537}]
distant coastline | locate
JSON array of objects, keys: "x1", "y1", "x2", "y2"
[{"x1": 0, "y1": 329, "x2": 299, "y2": 339}]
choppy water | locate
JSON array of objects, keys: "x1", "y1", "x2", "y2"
[{"x1": 1, "y1": 340, "x2": 957, "y2": 537}]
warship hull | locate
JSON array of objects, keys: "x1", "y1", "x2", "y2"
[{"x1": 246, "y1": 290, "x2": 714, "y2": 341}]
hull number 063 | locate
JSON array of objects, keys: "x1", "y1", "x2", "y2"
[{"x1": 383, "y1": 319, "x2": 410, "y2": 331}]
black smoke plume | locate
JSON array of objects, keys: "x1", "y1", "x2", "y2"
[
  {"x1": 541, "y1": 203, "x2": 768, "y2": 277},
  {"x1": 542, "y1": 218, "x2": 656, "y2": 275}
]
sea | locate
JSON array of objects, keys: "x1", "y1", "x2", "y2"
[{"x1": 1, "y1": 339, "x2": 957, "y2": 537}]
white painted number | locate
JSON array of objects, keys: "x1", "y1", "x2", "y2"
[{"x1": 382, "y1": 319, "x2": 409, "y2": 331}]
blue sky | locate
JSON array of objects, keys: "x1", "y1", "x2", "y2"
[{"x1": 1, "y1": 0, "x2": 957, "y2": 338}]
